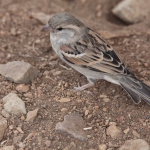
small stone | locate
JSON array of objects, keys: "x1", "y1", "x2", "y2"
[
  {"x1": 10, "y1": 28, "x2": 16, "y2": 35},
  {"x1": 55, "y1": 112, "x2": 87, "y2": 141},
  {"x1": 100, "y1": 95, "x2": 107, "y2": 98},
  {"x1": 99, "y1": 144, "x2": 107, "y2": 150},
  {"x1": 106, "y1": 123, "x2": 121, "y2": 139},
  {"x1": 3, "y1": 93, "x2": 26, "y2": 116},
  {"x1": 52, "y1": 71, "x2": 62, "y2": 76},
  {"x1": 45, "y1": 140, "x2": 51, "y2": 148},
  {"x1": 1, "y1": 109, "x2": 10, "y2": 118},
  {"x1": 30, "y1": 12, "x2": 52, "y2": 24},
  {"x1": 16, "y1": 84, "x2": 30, "y2": 93},
  {"x1": 63, "y1": 142, "x2": 76, "y2": 150},
  {"x1": 94, "y1": 106, "x2": 99, "y2": 109},
  {"x1": 132, "y1": 130, "x2": 140, "y2": 138},
  {"x1": 119, "y1": 139, "x2": 150, "y2": 150},
  {"x1": 24, "y1": 92, "x2": 32, "y2": 98},
  {"x1": 85, "y1": 110, "x2": 89, "y2": 116},
  {"x1": 9, "y1": 125, "x2": 14, "y2": 130},
  {"x1": 0, "y1": 61, "x2": 38, "y2": 84},
  {"x1": 0, "y1": 116, "x2": 7, "y2": 141},
  {"x1": 103, "y1": 98, "x2": 110, "y2": 103},
  {"x1": 26, "y1": 108, "x2": 39, "y2": 122},
  {"x1": 0, "y1": 146, "x2": 14, "y2": 150},
  {"x1": 18, "y1": 142, "x2": 26, "y2": 148},
  {"x1": 17, "y1": 127, "x2": 24, "y2": 134},
  {"x1": 61, "y1": 108, "x2": 68, "y2": 112},
  {"x1": 81, "y1": 0, "x2": 87, "y2": 4},
  {"x1": 103, "y1": 108, "x2": 107, "y2": 112},
  {"x1": 13, "y1": 134, "x2": 24, "y2": 144},
  {"x1": 123, "y1": 127, "x2": 130, "y2": 134},
  {"x1": 58, "y1": 97, "x2": 70, "y2": 103},
  {"x1": 21, "y1": 115, "x2": 25, "y2": 120}
]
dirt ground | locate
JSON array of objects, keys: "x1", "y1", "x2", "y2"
[{"x1": 0, "y1": 0, "x2": 150, "y2": 149}]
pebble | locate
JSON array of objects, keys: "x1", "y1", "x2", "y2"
[
  {"x1": 103, "y1": 108, "x2": 107, "y2": 112},
  {"x1": 55, "y1": 112, "x2": 87, "y2": 141},
  {"x1": 26, "y1": 108, "x2": 39, "y2": 122},
  {"x1": 112, "y1": 0, "x2": 150, "y2": 24},
  {"x1": 58, "y1": 97, "x2": 70, "y2": 103},
  {"x1": 85, "y1": 109, "x2": 89, "y2": 116},
  {"x1": 0, "y1": 116, "x2": 7, "y2": 141},
  {"x1": 100, "y1": 94, "x2": 107, "y2": 98},
  {"x1": 10, "y1": 27, "x2": 16, "y2": 35},
  {"x1": 1, "y1": 109, "x2": 10, "y2": 118},
  {"x1": 119, "y1": 139, "x2": 150, "y2": 150},
  {"x1": 61, "y1": 108, "x2": 68, "y2": 112},
  {"x1": 24, "y1": 92, "x2": 33, "y2": 99},
  {"x1": 0, "y1": 146, "x2": 14, "y2": 150},
  {"x1": 123, "y1": 127, "x2": 130, "y2": 134},
  {"x1": 17, "y1": 127, "x2": 24, "y2": 134},
  {"x1": 52, "y1": 70, "x2": 62, "y2": 76},
  {"x1": 13, "y1": 134, "x2": 24, "y2": 144},
  {"x1": 16, "y1": 84, "x2": 30, "y2": 93},
  {"x1": 63, "y1": 141, "x2": 76, "y2": 150},
  {"x1": 106, "y1": 123, "x2": 121, "y2": 139},
  {"x1": 103, "y1": 98, "x2": 110, "y2": 103},
  {"x1": 0, "y1": 61, "x2": 38, "y2": 84},
  {"x1": 18, "y1": 142, "x2": 26, "y2": 148},
  {"x1": 132, "y1": 130, "x2": 140, "y2": 138},
  {"x1": 45, "y1": 140, "x2": 51, "y2": 148},
  {"x1": 99, "y1": 144, "x2": 107, "y2": 150},
  {"x1": 3, "y1": 93, "x2": 26, "y2": 116},
  {"x1": 30, "y1": 12, "x2": 52, "y2": 24}
]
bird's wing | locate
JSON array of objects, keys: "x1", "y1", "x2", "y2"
[{"x1": 60, "y1": 28, "x2": 133, "y2": 76}]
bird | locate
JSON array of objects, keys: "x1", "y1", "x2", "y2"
[{"x1": 41, "y1": 12, "x2": 150, "y2": 105}]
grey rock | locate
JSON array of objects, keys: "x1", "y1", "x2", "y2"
[
  {"x1": 0, "y1": 116, "x2": 7, "y2": 141},
  {"x1": 112, "y1": 0, "x2": 150, "y2": 24},
  {"x1": 0, "y1": 61, "x2": 38, "y2": 84},
  {"x1": 3, "y1": 93, "x2": 26, "y2": 116},
  {"x1": 119, "y1": 139, "x2": 150, "y2": 150},
  {"x1": 55, "y1": 112, "x2": 87, "y2": 141}
]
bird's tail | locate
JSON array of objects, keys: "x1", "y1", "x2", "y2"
[{"x1": 120, "y1": 76, "x2": 150, "y2": 105}]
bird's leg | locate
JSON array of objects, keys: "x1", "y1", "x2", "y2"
[{"x1": 74, "y1": 78, "x2": 96, "y2": 91}]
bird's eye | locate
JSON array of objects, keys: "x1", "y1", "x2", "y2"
[{"x1": 57, "y1": 27, "x2": 63, "y2": 31}]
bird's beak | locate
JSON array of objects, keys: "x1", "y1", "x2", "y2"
[{"x1": 41, "y1": 23, "x2": 51, "y2": 32}]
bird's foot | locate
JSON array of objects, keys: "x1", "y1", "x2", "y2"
[{"x1": 74, "y1": 82, "x2": 93, "y2": 95}]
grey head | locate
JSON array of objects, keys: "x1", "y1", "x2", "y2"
[
  {"x1": 48, "y1": 12, "x2": 85, "y2": 30},
  {"x1": 41, "y1": 12, "x2": 87, "y2": 47}
]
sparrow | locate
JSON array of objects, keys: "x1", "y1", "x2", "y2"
[{"x1": 41, "y1": 12, "x2": 150, "y2": 105}]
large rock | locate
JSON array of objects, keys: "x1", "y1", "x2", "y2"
[
  {"x1": 0, "y1": 116, "x2": 7, "y2": 141},
  {"x1": 3, "y1": 93, "x2": 26, "y2": 116},
  {"x1": 112, "y1": 0, "x2": 150, "y2": 24},
  {"x1": 55, "y1": 112, "x2": 87, "y2": 141},
  {"x1": 0, "y1": 61, "x2": 38, "y2": 84},
  {"x1": 119, "y1": 139, "x2": 150, "y2": 150}
]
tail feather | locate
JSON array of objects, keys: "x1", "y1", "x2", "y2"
[
  {"x1": 121, "y1": 84, "x2": 141, "y2": 104},
  {"x1": 120, "y1": 76, "x2": 150, "y2": 105}
]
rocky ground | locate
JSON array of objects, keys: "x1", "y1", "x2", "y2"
[{"x1": 0, "y1": 0, "x2": 150, "y2": 150}]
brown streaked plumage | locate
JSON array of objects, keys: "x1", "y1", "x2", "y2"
[{"x1": 42, "y1": 12, "x2": 150, "y2": 105}]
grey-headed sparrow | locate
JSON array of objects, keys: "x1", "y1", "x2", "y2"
[{"x1": 42, "y1": 12, "x2": 150, "y2": 105}]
